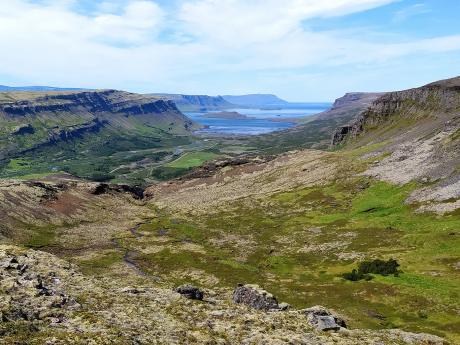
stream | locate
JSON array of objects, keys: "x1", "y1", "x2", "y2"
[{"x1": 111, "y1": 222, "x2": 160, "y2": 280}]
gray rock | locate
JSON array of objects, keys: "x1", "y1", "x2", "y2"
[
  {"x1": 232, "y1": 284, "x2": 279, "y2": 310},
  {"x1": 175, "y1": 284, "x2": 204, "y2": 300},
  {"x1": 303, "y1": 305, "x2": 347, "y2": 331},
  {"x1": 278, "y1": 302, "x2": 291, "y2": 311}
]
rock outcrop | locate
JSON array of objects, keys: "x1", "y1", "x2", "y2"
[
  {"x1": 91, "y1": 182, "x2": 145, "y2": 199},
  {"x1": 303, "y1": 306, "x2": 347, "y2": 331},
  {"x1": 232, "y1": 284, "x2": 280, "y2": 310},
  {"x1": 0, "y1": 246, "x2": 80, "y2": 324},
  {"x1": 175, "y1": 285, "x2": 204, "y2": 300},
  {"x1": 0, "y1": 245, "x2": 447, "y2": 344},
  {"x1": 328, "y1": 92, "x2": 383, "y2": 112},
  {"x1": 12, "y1": 124, "x2": 35, "y2": 135},
  {"x1": 331, "y1": 76, "x2": 460, "y2": 146}
]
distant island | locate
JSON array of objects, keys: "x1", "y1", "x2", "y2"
[{"x1": 200, "y1": 111, "x2": 254, "y2": 119}]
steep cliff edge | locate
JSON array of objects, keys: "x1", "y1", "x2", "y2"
[
  {"x1": 152, "y1": 93, "x2": 235, "y2": 111},
  {"x1": 331, "y1": 77, "x2": 460, "y2": 146},
  {"x1": 332, "y1": 76, "x2": 460, "y2": 214},
  {"x1": 0, "y1": 90, "x2": 198, "y2": 158}
]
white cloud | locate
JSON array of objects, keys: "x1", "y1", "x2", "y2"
[
  {"x1": 178, "y1": 0, "x2": 397, "y2": 45},
  {"x1": 0, "y1": 0, "x2": 459, "y2": 99},
  {"x1": 393, "y1": 3, "x2": 430, "y2": 22}
]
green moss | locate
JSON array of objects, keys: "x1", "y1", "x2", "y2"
[
  {"x1": 23, "y1": 225, "x2": 58, "y2": 248},
  {"x1": 136, "y1": 177, "x2": 460, "y2": 342},
  {"x1": 79, "y1": 251, "x2": 124, "y2": 275}
]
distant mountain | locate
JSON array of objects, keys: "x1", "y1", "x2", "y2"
[
  {"x1": 0, "y1": 85, "x2": 87, "y2": 92},
  {"x1": 222, "y1": 94, "x2": 289, "y2": 107},
  {"x1": 151, "y1": 94, "x2": 234, "y2": 111}
]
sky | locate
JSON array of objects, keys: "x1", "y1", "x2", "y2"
[{"x1": 0, "y1": 0, "x2": 459, "y2": 101}]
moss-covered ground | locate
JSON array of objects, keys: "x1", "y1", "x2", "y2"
[{"x1": 101, "y1": 176, "x2": 460, "y2": 342}]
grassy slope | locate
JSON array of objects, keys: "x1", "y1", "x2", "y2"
[
  {"x1": 2, "y1": 148, "x2": 458, "y2": 342},
  {"x1": 85, "y1": 149, "x2": 459, "y2": 342}
]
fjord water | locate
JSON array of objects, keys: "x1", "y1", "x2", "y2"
[{"x1": 186, "y1": 103, "x2": 331, "y2": 135}]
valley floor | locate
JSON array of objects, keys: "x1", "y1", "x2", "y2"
[{"x1": 0, "y1": 146, "x2": 458, "y2": 344}]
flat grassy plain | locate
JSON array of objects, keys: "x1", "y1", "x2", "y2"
[{"x1": 166, "y1": 151, "x2": 219, "y2": 168}]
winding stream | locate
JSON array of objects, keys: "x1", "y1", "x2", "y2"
[{"x1": 111, "y1": 222, "x2": 160, "y2": 280}]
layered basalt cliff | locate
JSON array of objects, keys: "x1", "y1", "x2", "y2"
[
  {"x1": 152, "y1": 93, "x2": 234, "y2": 111},
  {"x1": 331, "y1": 77, "x2": 460, "y2": 146},
  {"x1": 0, "y1": 89, "x2": 189, "y2": 122},
  {"x1": 328, "y1": 92, "x2": 382, "y2": 112},
  {"x1": 0, "y1": 89, "x2": 197, "y2": 157}
]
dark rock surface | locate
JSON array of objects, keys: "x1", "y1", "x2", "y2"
[
  {"x1": 91, "y1": 183, "x2": 144, "y2": 199},
  {"x1": 232, "y1": 284, "x2": 279, "y2": 310},
  {"x1": 175, "y1": 285, "x2": 204, "y2": 300},
  {"x1": 12, "y1": 124, "x2": 35, "y2": 135}
]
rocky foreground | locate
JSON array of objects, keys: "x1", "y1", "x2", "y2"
[{"x1": 0, "y1": 245, "x2": 445, "y2": 344}]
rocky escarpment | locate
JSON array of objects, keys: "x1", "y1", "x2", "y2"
[
  {"x1": 331, "y1": 76, "x2": 460, "y2": 214},
  {"x1": 328, "y1": 92, "x2": 383, "y2": 113},
  {"x1": 152, "y1": 93, "x2": 234, "y2": 111},
  {"x1": 0, "y1": 89, "x2": 198, "y2": 159},
  {"x1": 0, "y1": 90, "x2": 192, "y2": 124},
  {"x1": 331, "y1": 76, "x2": 460, "y2": 146}
]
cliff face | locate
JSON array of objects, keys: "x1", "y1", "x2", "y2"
[
  {"x1": 152, "y1": 93, "x2": 234, "y2": 111},
  {"x1": 331, "y1": 77, "x2": 460, "y2": 146},
  {"x1": 330, "y1": 77, "x2": 460, "y2": 216},
  {"x1": 0, "y1": 89, "x2": 190, "y2": 122},
  {"x1": 0, "y1": 90, "x2": 197, "y2": 157},
  {"x1": 328, "y1": 92, "x2": 383, "y2": 113},
  {"x1": 246, "y1": 92, "x2": 382, "y2": 153}
]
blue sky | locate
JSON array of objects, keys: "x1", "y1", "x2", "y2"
[{"x1": 0, "y1": 0, "x2": 459, "y2": 101}]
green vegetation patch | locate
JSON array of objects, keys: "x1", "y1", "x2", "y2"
[
  {"x1": 342, "y1": 259, "x2": 400, "y2": 281},
  {"x1": 131, "y1": 177, "x2": 460, "y2": 342},
  {"x1": 79, "y1": 251, "x2": 124, "y2": 275},
  {"x1": 166, "y1": 151, "x2": 218, "y2": 168}
]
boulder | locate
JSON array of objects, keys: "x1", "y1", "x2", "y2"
[
  {"x1": 278, "y1": 302, "x2": 291, "y2": 311},
  {"x1": 303, "y1": 306, "x2": 347, "y2": 331},
  {"x1": 232, "y1": 284, "x2": 279, "y2": 310},
  {"x1": 175, "y1": 285, "x2": 204, "y2": 300}
]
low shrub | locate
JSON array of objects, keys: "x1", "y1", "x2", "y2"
[
  {"x1": 358, "y1": 258, "x2": 400, "y2": 276},
  {"x1": 342, "y1": 258, "x2": 400, "y2": 281}
]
